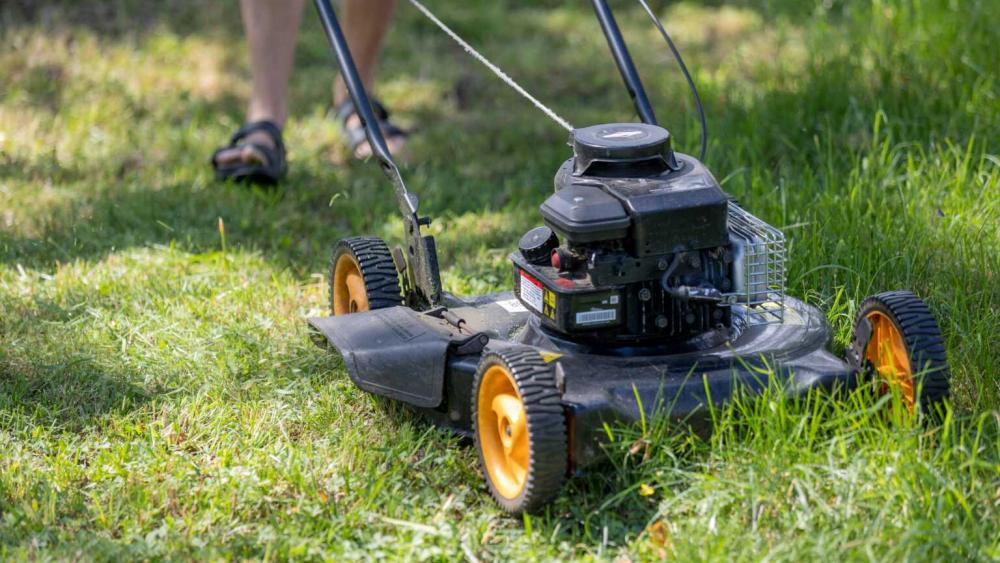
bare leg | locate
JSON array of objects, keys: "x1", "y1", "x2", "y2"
[
  {"x1": 335, "y1": 0, "x2": 406, "y2": 158},
  {"x1": 216, "y1": 0, "x2": 305, "y2": 167}
]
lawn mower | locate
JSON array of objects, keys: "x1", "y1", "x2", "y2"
[{"x1": 307, "y1": 0, "x2": 950, "y2": 513}]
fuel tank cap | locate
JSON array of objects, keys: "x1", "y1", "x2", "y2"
[{"x1": 571, "y1": 123, "x2": 676, "y2": 176}]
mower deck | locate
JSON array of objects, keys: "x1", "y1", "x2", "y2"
[{"x1": 308, "y1": 292, "x2": 855, "y2": 471}]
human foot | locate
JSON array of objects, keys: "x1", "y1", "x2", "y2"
[{"x1": 211, "y1": 121, "x2": 287, "y2": 186}]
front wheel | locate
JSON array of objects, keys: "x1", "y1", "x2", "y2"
[
  {"x1": 850, "y1": 291, "x2": 950, "y2": 413},
  {"x1": 472, "y1": 348, "x2": 567, "y2": 514},
  {"x1": 330, "y1": 236, "x2": 402, "y2": 315}
]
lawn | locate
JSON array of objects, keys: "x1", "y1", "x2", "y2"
[{"x1": 1, "y1": 0, "x2": 998, "y2": 560}]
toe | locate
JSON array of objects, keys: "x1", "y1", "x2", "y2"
[
  {"x1": 240, "y1": 145, "x2": 267, "y2": 166},
  {"x1": 214, "y1": 146, "x2": 244, "y2": 167}
]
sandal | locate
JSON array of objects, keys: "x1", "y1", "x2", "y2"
[
  {"x1": 333, "y1": 98, "x2": 408, "y2": 159},
  {"x1": 211, "y1": 120, "x2": 287, "y2": 186}
]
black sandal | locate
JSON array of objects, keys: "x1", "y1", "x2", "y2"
[
  {"x1": 211, "y1": 120, "x2": 287, "y2": 186},
  {"x1": 333, "y1": 98, "x2": 408, "y2": 158}
]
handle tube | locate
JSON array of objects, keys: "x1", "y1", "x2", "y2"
[{"x1": 590, "y1": 0, "x2": 658, "y2": 126}]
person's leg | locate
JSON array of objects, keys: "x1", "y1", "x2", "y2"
[
  {"x1": 216, "y1": 0, "x2": 305, "y2": 168},
  {"x1": 335, "y1": 0, "x2": 406, "y2": 158}
]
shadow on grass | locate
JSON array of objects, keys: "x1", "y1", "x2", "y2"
[
  {"x1": 548, "y1": 470, "x2": 662, "y2": 549},
  {"x1": 0, "y1": 169, "x2": 356, "y2": 275},
  {"x1": 0, "y1": 296, "x2": 152, "y2": 431}
]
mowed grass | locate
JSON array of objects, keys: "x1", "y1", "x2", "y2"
[{"x1": 1, "y1": 0, "x2": 998, "y2": 559}]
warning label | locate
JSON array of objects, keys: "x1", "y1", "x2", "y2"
[
  {"x1": 519, "y1": 271, "x2": 544, "y2": 313},
  {"x1": 543, "y1": 286, "x2": 557, "y2": 320}
]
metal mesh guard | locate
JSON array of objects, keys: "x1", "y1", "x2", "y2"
[{"x1": 726, "y1": 204, "x2": 786, "y2": 325}]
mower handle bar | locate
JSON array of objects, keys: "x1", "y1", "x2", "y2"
[{"x1": 590, "y1": 0, "x2": 658, "y2": 127}]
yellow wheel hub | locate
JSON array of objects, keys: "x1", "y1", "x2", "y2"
[
  {"x1": 478, "y1": 364, "x2": 529, "y2": 499},
  {"x1": 332, "y1": 254, "x2": 369, "y2": 315},
  {"x1": 864, "y1": 311, "x2": 914, "y2": 407}
]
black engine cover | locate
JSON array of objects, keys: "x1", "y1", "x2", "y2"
[{"x1": 541, "y1": 123, "x2": 729, "y2": 256}]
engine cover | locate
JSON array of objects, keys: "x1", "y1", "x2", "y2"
[{"x1": 541, "y1": 123, "x2": 729, "y2": 255}]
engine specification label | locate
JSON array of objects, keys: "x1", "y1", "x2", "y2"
[
  {"x1": 519, "y1": 271, "x2": 545, "y2": 313},
  {"x1": 576, "y1": 309, "x2": 617, "y2": 325},
  {"x1": 569, "y1": 290, "x2": 621, "y2": 328}
]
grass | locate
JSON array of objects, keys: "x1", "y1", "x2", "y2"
[{"x1": 1, "y1": 0, "x2": 998, "y2": 559}]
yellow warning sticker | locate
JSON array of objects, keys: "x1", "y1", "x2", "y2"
[
  {"x1": 543, "y1": 288, "x2": 557, "y2": 320},
  {"x1": 539, "y1": 351, "x2": 563, "y2": 363}
]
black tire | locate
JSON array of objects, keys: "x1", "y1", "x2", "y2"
[
  {"x1": 472, "y1": 347, "x2": 567, "y2": 514},
  {"x1": 329, "y1": 236, "x2": 402, "y2": 315},
  {"x1": 851, "y1": 291, "x2": 949, "y2": 413}
]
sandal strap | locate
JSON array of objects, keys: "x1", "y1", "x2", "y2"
[
  {"x1": 211, "y1": 120, "x2": 287, "y2": 179},
  {"x1": 333, "y1": 98, "x2": 390, "y2": 124},
  {"x1": 332, "y1": 98, "x2": 408, "y2": 154},
  {"x1": 229, "y1": 120, "x2": 285, "y2": 153}
]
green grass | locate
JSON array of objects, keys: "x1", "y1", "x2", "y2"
[{"x1": 1, "y1": 0, "x2": 998, "y2": 559}]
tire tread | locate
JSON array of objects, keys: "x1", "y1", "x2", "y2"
[
  {"x1": 329, "y1": 236, "x2": 402, "y2": 313},
  {"x1": 472, "y1": 348, "x2": 567, "y2": 514},
  {"x1": 854, "y1": 290, "x2": 950, "y2": 411}
]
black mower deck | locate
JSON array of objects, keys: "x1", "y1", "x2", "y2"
[{"x1": 308, "y1": 293, "x2": 855, "y2": 471}]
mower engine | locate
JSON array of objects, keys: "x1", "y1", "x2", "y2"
[{"x1": 512, "y1": 123, "x2": 785, "y2": 345}]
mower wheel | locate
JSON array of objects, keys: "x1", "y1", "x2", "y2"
[
  {"x1": 472, "y1": 348, "x2": 567, "y2": 514},
  {"x1": 851, "y1": 291, "x2": 949, "y2": 413},
  {"x1": 330, "y1": 237, "x2": 402, "y2": 315}
]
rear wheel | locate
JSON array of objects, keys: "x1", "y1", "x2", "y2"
[
  {"x1": 330, "y1": 237, "x2": 402, "y2": 315},
  {"x1": 473, "y1": 348, "x2": 567, "y2": 514},
  {"x1": 851, "y1": 291, "x2": 949, "y2": 413}
]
